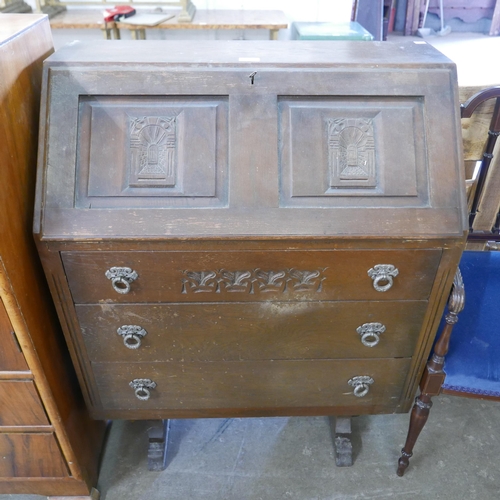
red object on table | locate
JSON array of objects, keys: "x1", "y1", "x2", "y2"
[{"x1": 103, "y1": 6, "x2": 136, "y2": 22}]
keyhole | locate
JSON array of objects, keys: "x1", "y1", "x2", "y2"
[{"x1": 249, "y1": 72, "x2": 257, "y2": 85}]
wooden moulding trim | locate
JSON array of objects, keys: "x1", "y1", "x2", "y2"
[
  {"x1": 0, "y1": 371, "x2": 33, "y2": 380},
  {"x1": 0, "y1": 262, "x2": 83, "y2": 482},
  {"x1": 0, "y1": 477, "x2": 93, "y2": 496},
  {"x1": 90, "y1": 404, "x2": 406, "y2": 420},
  {"x1": 0, "y1": 425, "x2": 54, "y2": 433}
]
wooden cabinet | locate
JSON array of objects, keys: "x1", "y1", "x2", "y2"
[
  {"x1": 34, "y1": 40, "x2": 467, "y2": 453},
  {"x1": 0, "y1": 15, "x2": 104, "y2": 497}
]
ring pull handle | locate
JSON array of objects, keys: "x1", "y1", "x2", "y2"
[
  {"x1": 105, "y1": 267, "x2": 138, "y2": 294},
  {"x1": 367, "y1": 264, "x2": 399, "y2": 292},
  {"x1": 348, "y1": 376, "x2": 374, "y2": 398},
  {"x1": 356, "y1": 322, "x2": 386, "y2": 348},
  {"x1": 117, "y1": 325, "x2": 148, "y2": 349},
  {"x1": 129, "y1": 378, "x2": 156, "y2": 401}
]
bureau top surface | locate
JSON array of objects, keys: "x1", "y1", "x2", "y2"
[
  {"x1": 36, "y1": 41, "x2": 467, "y2": 241},
  {"x1": 47, "y1": 40, "x2": 452, "y2": 68}
]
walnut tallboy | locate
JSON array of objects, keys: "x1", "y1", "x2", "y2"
[
  {"x1": 0, "y1": 15, "x2": 104, "y2": 497},
  {"x1": 34, "y1": 41, "x2": 467, "y2": 465}
]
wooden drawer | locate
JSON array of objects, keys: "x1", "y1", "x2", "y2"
[
  {"x1": 0, "y1": 381, "x2": 49, "y2": 427},
  {"x1": 0, "y1": 433, "x2": 69, "y2": 478},
  {"x1": 0, "y1": 298, "x2": 28, "y2": 372},
  {"x1": 77, "y1": 301, "x2": 427, "y2": 362},
  {"x1": 62, "y1": 249, "x2": 441, "y2": 304},
  {"x1": 92, "y1": 358, "x2": 411, "y2": 413}
]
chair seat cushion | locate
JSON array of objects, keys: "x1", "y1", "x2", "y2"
[{"x1": 442, "y1": 250, "x2": 500, "y2": 398}]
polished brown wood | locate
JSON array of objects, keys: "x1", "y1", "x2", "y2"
[
  {"x1": 0, "y1": 381, "x2": 49, "y2": 426},
  {"x1": 0, "y1": 299, "x2": 28, "y2": 372},
  {"x1": 35, "y1": 41, "x2": 467, "y2": 466},
  {"x1": 0, "y1": 14, "x2": 104, "y2": 496},
  {"x1": 0, "y1": 434, "x2": 69, "y2": 478}
]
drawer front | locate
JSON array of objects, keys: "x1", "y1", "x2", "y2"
[
  {"x1": 93, "y1": 358, "x2": 411, "y2": 413},
  {"x1": 0, "y1": 433, "x2": 68, "y2": 478},
  {"x1": 0, "y1": 381, "x2": 49, "y2": 427},
  {"x1": 0, "y1": 298, "x2": 28, "y2": 372},
  {"x1": 62, "y1": 249, "x2": 441, "y2": 303},
  {"x1": 77, "y1": 301, "x2": 427, "y2": 362}
]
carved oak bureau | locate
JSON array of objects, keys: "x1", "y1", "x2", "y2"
[{"x1": 34, "y1": 41, "x2": 467, "y2": 465}]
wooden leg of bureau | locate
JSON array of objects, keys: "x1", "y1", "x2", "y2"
[
  {"x1": 397, "y1": 269, "x2": 465, "y2": 476},
  {"x1": 330, "y1": 416, "x2": 353, "y2": 467},
  {"x1": 147, "y1": 419, "x2": 170, "y2": 471}
]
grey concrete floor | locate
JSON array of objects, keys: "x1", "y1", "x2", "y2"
[
  {"x1": 2, "y1": 395, "x2": 500, "y2": 499},
  {"x1": 96, "y1": 396, "x2": 500, "y2": 499}
]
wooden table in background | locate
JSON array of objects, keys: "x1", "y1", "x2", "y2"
[{"x1": 50, "y1": 9, "x2": 288, "y2": 40}]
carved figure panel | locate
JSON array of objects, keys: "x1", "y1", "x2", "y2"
[
  {"x1": 181, "y1": 268, "x2": 327, "y2": 294},
  {"x1": 328, "y1": 118, "x2": 377, "y2": 188},
  {"x1": 129, "y1": 115, "x2": 177, "y2": 187}
]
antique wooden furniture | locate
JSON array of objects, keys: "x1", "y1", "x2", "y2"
[
  {"x1": 0, "y1": 14, "x2": 105, "y2": 497},
  {"x1": 49, "y1": 9, "x2": 288, "y2": 40},
  {"x1": 34, "y1": 40, "x2": 467, "y2": 468}
]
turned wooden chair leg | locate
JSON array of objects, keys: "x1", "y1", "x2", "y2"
[
  {"x1": 397, "y1": 394, "x2": 432, "y2": 476},
  {"x1": 397, "y1": 269, "x2": 465, "y2": 476}
]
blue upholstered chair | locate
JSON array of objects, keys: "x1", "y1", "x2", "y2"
[
  {"x1": 397, "y1": 86, "x2": 500, "y2": 476},
  {"x1": 442, "y1": 251, "x2": 500, "y2": 400}
]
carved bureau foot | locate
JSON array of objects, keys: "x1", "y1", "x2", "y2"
[
  {"x1": 330, "y1": 416, "x2": 353, "y2": 467},
  {"x1": 147, "y1": 419, "x2": 170, "y2": 471},
  {"x1": 397, "y1": 269, "x2": 465, "y2": 476}
]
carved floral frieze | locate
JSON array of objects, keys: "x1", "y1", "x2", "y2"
[{"x1": 181, "y1": 268, "x2": 327, "y2": 294}]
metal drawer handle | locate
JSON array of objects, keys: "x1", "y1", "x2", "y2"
[
  {"x1": 129, "y1": 378, "x2": 156, "y2": 401},
  {"x1": 117, "y1": 325, "x2": 148, "y2": 349},
  {"x1": 348, "y1": 376, "x2": 374, "y2": 398},
  {"x1": 356, "y1": 322, "x2": 386, "y2": 348},
  {"x1": 367, "y1": 264, "x2": 399, "y2": 292},
  {"x1": 105, "y1": 267, "x2": 138, "y2": 294}
]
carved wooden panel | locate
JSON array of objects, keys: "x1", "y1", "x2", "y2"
[
  {"x1": 328, "y1": 118, "x2": 376, "y2": 188},
  {"x1": 279, "y1": 97, "x2": 428, "y2": 207},
  {"x1": 128, "y1": 115, "x2": 177, "y2": 188},
  {"x1": 75, "y1": 96, "x2": 228, "y2": 208},
  {"x1": 181, "y1": 268, "x2": 327, "y2": 295}
]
